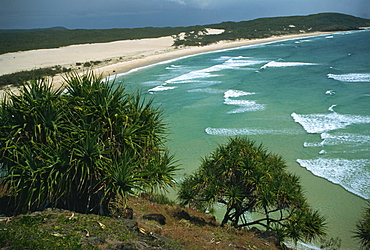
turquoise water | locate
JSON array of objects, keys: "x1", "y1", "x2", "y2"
[{"x1": 116, "y1": 30, "x2": 370, "y2": 249}]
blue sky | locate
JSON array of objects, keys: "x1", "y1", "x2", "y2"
[{"x1": 1, "y1": 0, "x2": 369, "y2": 29}]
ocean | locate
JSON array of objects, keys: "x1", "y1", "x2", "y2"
[{"x1": 115, "y1": 30, "x2": 370, "y2": 249}]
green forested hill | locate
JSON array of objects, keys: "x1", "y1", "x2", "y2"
[
  {"x1": 0, "y1": 13, "x2": 369, "y2": 54},
  {"x1": 177, "y1": 13, "x2": 370, "y2": 46},
  {"x1": 210, "y1": 12, "x2": 370, "y2": 33},
  {"x1": 0, "y1": 26, "x2": 195, "y2": 55}
]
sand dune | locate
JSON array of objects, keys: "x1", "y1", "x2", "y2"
[{"x1": 0, "y1": 31, "x2": 333, "y2": 90}]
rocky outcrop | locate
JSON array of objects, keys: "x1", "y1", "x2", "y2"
[{"x1": 142, "y1": 213, "x2": 166, "y2": 225}]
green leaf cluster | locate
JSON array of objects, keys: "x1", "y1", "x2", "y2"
[
  {"x1": 178, "y1": 137, "x2": 326, "y2": 243},
  {"x1": 0, "y1": 71, "x2": 178, "y2": 215},
  {"x1": 354, "y1": 202, "x2": 370, "y2": 249}
]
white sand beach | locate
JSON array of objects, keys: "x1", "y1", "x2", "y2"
[{"x1": 0, "y1": 31, "x2": 332, "y2": 90}]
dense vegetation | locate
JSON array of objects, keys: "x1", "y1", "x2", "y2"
[
  {"x1": 0, "y1": 26, "x2": 195, "y2": 55},
  {"x1": 0, "y1": 72, "x2": 178, "y2": 215},
  {"x1": 0, "y1": 60, "x2": 114, "y2": 87},
  {"x1": 0, "y1": 65, "x2": 71, "y2": 87},
  {"x1": 174, "y1": 13, "x2": 370, "y2": 46},
  {"x1": 354, "y1": 202, "x2": 370, "y2": 249},
  {"x1": 1, "y1": 13, "x2": 369, "y2": 54},
  {"x1": 178, "y1": 137, "x2": 326, "y2": 244}
]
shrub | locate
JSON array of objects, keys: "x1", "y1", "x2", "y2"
[
  {"x1": 0, "y1": 71, "x2": 178, "y2": 215},
  {"x1": 354, "y1": 202, "x2": 370, "y2": 249},
  {"x1": 178, "y1": 137, "x2": 326, "y2": 243}
]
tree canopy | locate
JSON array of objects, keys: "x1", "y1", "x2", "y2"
[
  {"x1": 178, "y1": 137, "x2": 326, "y2": 243},
  {"x1": 0, "y1": 72, "x2": 178, "y2": 215},
  {"x1": 354, "y1": 202, "x2": 370, "y2": 249}
]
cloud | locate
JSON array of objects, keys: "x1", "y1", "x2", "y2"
[{"x1": 170, "y1": 0, "x2": 186, "y2": 5}]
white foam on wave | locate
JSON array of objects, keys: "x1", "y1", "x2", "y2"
[
  {"x1": 166, "y1": 65, "x2": 181, "y2": 70},
  {"x1": 325, "y1": 90, "x2": 336, "y2": 95},
  {"x1": 224, "y1": 90, "x2": 265, "y2": 113},
  {"x1": 261, "y1": 61, "x2": 318, "y2": 69},
  {"x1": 303, "y1": 133, "x2": 370, "y2": 148},
  {"x1": 224, "y1": 99, "x2": 265, "y2": 113},
  {"x1": 205, "y1": 127, "x2": 301, "y2": 136},
  {"x1": 303, "y1": 142, "x2": 323, "y2": 148},
  {"x1": 224, "y1": 58, "x2": 267, "y2": 68},
  {"x1": 300, "y1": 39, "x2": 313, "y2": 43},
  {"x1": 303, "y1": 132, "x2": 370, "y2": 148},
  {"x1": 327, "y1": 73, "x2": 370, "y2": 82},
  {"x1": 165, "y1": 66, "x2": 220, "y2": 83},
  {"x1": 166, "y1": 57, "x2": 267, "y2": 83},
  {"x1": 328, "y1": 104, "x2": 337, "y2": 112},
  {"x1": 187, "y1": 88, "x2": 224, "y2": 94},
  {"x1": 224, "y1": 89, "x2": 255, "y2": 98},
  {"x1": 148, "y1": 85, "x2": 176, "y2": 92},
  {"x1": 291, "y1": 112, "x2": 370, "y2": 133},
  {"x1": 213, "y1": 55, "x2": 250, "y2": 61},
  {"x1": 297, "y1": 158, "x2": 370, "y2": 199},
  {"x1": 321, "y1": 132, "x2": 370, "y2": 146},
  {"x1": 225, "y1": 101, "x2": 265, "y2": 114},
  {"x1": 213, "y1": 56, "x2": 233, "y2": 61},
  {"x1": 294, "y1": 39, "x2": 314, "y2": 44}
]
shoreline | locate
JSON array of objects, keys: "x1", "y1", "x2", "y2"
[
  {"x1": 0, "y1": 31, "x2": 337, "y2": 92},
  {"x1": 92, "y1": 31, "x2": 334, "y2": 77}
]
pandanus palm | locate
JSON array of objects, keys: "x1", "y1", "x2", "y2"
[
  {"x1": 354, "y1": 202, "x2": 370, "y2": 249},
  {"x1": 178, "y1": 136, "x2": 326, "y2": 243},
  {"x1": 0, "y1": 72, "x2": 178, "y2": 215}
]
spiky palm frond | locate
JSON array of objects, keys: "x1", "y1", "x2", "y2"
[
  {"x1": 354, "y1": 202, "x2": 370, "y2": 249},
  {"x1": 140, "y1": 151, "x2": 179, "y2": 192},
  {"x1": 0, "y1": 71, "x2": 177, "y2": 215},
  {"x1": 178, "y1": 136, "x2": 326, "y2": 243}
]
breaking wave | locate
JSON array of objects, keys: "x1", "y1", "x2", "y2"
[
  {"x1": 261, "y1": 61, "x2": 318, "y2": 69},
  {"x1": 224, "y1": 90, "x2": 265, "y2": 113},
  {"x1": 166, "y1": 56, "x2": 267, "y2": 83},
  {"x1": 291, "y1": 112, "x2": 370, "y2": 133},
  {"x1": 205, "y1": 127, "x2": 301, "y2": 136},
  {"x1": 148, "y1": 85, "x2": 176, "y2": 92},
  {"x1": 297, "y1": 158, "x2": 370, "y2": 199},
  {"x1": 327, "y1": 73, "x2": 370, "y2": 82}
]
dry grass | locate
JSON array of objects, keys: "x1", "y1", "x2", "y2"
[
  {"x1": 126, "y1": 196, "x2": 279, "y2": 249},
  {"x1": 0, "y1": 187, "x2": 280, "y2": 249}
]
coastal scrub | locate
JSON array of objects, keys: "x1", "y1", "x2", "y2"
[
  {"x1": 0, "y1": 71, "x2": 178, "y2": 215},
  {"x1": 178, "y1": 137, "x2": 326, "y2": 244}
]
